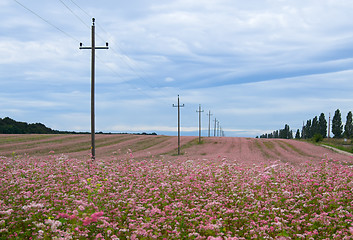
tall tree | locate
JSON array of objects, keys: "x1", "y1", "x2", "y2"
[
  {"x1": 280, "y1": 124, "x2": 291, "y2": 139},
  {"x1": 295, "y1": 129, "x2": 301, "y2": 139},
  {"x1": 344, "y1": 111, "x2": 353, "y2": 138},
  {"x1": 332, "y1": 109, "x2": 343, "y2": 138},
  {"x1": 311, "y1": 116, "x2": 319, "y2": 136},
  {"x1": 305, "y1": 119, "x2": 312, "y2": 138},
  {"x1": 274, "y1": 130, "x2": 279, "y2": 138},
  {"x1": 318, "y1": 113, "x2": 327, "y2": 138}
]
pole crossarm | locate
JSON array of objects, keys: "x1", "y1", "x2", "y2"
[
  {"x1": 79, "y1": 18, "x2": 109, "y2": 160},
  {"x1": 80, "y1": 46, "x2": 109, "y2": 50}
]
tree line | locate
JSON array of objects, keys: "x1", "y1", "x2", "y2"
[
  {"x1": 0, "y1": 117, "x2": 59, "y2": 134},
  {"x1": 259, "y1": 124, "x2": 293, "y2": 139},
  {"x1": 0, "y1": 117, "x2": 158, "y2": 135},
  {"x1": 258, "y1": 109, "x2": 353, "y2": 140}
]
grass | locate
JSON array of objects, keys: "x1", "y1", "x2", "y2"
[
  {"x1": 0, "y1": 134, "x2": 166, "y2": 157},
  {"x1": 278, "y1": 140, "x2": 313, "y2": 157},
  {"x1": 0, "y1": 134, "x2": 56, "y2": 144},
  {"x1": 320, "y1": 138, "x2": 353, "y2": 154},
  {"x1": 116, "y1": 135, "x2": 172, "y2": 155},
  {"x1": 253, "y1": 139, "x2": 272, "y2": 159},
  {"x1": 0, "y1": 134, "x2": 198, "y2": 159},
  {"x1": 262, "y1": 140, "x2": 275, "y2": 150},
  {"x1": 167, "y1": 138, "x2": 200, "y2": 156}
]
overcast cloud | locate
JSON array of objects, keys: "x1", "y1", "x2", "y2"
[{"x1": 1, "y1": 0, "x2": 353, "y2": 137}]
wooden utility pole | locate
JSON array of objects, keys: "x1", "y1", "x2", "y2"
[
  {"x1": 328, "y1": 113, "x2": 331, "y2": 138},
  {"x1": 214, "y1": 118, "x2": 217, "y2": 137},
  {"x1": 173, "y1": 95, "x2": 184, "y2": 155},
  {"x1": 196, "y1": 104, "x2": 204, "y2": 143},
  {"x1": 217, "y1": 121, "x2": 219, "y2": 137},
  {"x1": 79, "y1": 18, "x2": 109, "y2": 160},
  {"x1": 207, "y1": 111, "x2": 213, "y2": 137}
]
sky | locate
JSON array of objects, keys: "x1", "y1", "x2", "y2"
[{"x1": 1, "y1": 0, "x2": 353, "y2": 137}]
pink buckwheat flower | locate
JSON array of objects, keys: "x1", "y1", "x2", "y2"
[
  {"x1": 57, "y1": 213, "x2": 69, "y2": 219},
  {"x1": 82, "y1": 211, "x2": 104, "y2": 226}
]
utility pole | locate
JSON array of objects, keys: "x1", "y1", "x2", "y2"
[
  {"x1": 196, "y1": 104, "x2": 204, "y2": 143},
  {"x1": 328, "y1": 112, "x2": 331, "y2": 138},
  {"x1": 173, "y1": 95, "x2": 184, "y2": 155},
  {"x1": 207, "y1": 111, "x2": 213, "y2": 137},
  {"x1": 217, "y1": 121, "x2": 219, "y2": 137},
  {"x1": 214, "y1": 118, "x2": 217, "y2": 137},
  {"x1": 79, "y1": 18, "x2": 109, "y2": 160}
]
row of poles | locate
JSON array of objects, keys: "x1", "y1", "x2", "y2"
[
  {"x1": 173, "y1": 95, "x2": 225, "y2": 155},
  {"x1": 81, "y1": 19, "x2": 225, "y2": 159}
]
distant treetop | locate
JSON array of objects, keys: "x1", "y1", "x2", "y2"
[{"x1": 0, "y1": 117, "x2": 58, "y2": 134}]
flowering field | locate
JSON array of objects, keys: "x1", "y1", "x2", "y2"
[{"x1": 1, "y1": 150, "x2": 353, "y2": 239}]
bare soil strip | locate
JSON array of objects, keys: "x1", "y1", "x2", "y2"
[{"x1": 1, "y1": 134, "x2": 353, "y2": 167}]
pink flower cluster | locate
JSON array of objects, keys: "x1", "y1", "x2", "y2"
[
  {"x1": 82, "y1": 211, "x2": 104, "y2": 226},
  {"x1": 0, "y1": 153, "x2": 353, "y2": 239}
]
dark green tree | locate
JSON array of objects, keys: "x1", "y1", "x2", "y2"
[
  {"x1": 318, "y1": 113, "x2": 327, "y2": 138},
  {"x1": 295, "y1": 129, "x2": 301, "y2": 139},
  {"x1": 301, "y1": 125, "x2": 306, "y2": 139},
  {"x1": 0, "y1": 117, "x2": 57, "y2": 134},
  {"x1": 305, "y1": 119, "x2": 312, "y2": 138},
  {"x1": 279, "y1": 124, "x2": 292, "y2": 139},
  {"x1": 311, "y1": 116, "x2": 319, "y2": 136},
  {"x1": 332, "y1": 109, "x2": 343, "y2": 138},
  {"x1": 344, "y1": 111, "x2": 353, "y2": 138},
  {"x1": 274, "y1": 130, "x2": 279, "y2": 138}
]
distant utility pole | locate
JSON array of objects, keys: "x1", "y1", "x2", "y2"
[
  {"x1": 79, "y1": 18, "x2": 109, "y2": 160},
  {"x1": 207, "y1": 111, "x2": 213, "y2": 137},
  {"x1": 196, "y1": 104, "x2": 204, "y2": 143},
  {"x1": 328, "y1": 112, "x2": 331, "y2": 138},
  {"x1": 173, "y1": 95, "x2": 184, "y2": 155},
  {"x1": 214, "y1": 118, "x2": 217, "y2": 137},
  {"x1": 217, "y1": 121, "x2": 219, "y2": 137}
]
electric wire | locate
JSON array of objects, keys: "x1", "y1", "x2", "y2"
[
  {"x1": 58, "y1": 0, "x2": 90, "y2": 29},
  {"x1": 68, "y1": 0, "x2": 159, "y2": 90},
  {"x1": 54, "y1": 0, "x2": 147, "y2": 95},
  {"x1": 65, "y1": 0, "x2": 160, "y2": 98},
  {"x1": 56, "y1": 0, "x2": 124, "y2": 79},
  {"x1": 12, "y1": 0, "x2": 81, "y2": 43},
  {"x1": 69, "y1": 0, "x2": 92, "y2": 19},
  {"x1": 13, "y1": 0, "x2": 162, "y2": 100}
]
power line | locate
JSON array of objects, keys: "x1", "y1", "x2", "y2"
[
  {"x1": 55, "y1": 0, "x2": 159, "y2": 99},
  {"x1": 13, "y1": 0, "x2": 162, "y2": 101},
  {"x1": 12, "y1": 0, "x2": 126, "y2": 87},
  {"x1": 13, "y1": 0, "x2": 80, "y2": 43},
  {"x1": 58, "y1": 0, "x2": 90, "y2": 29},
  {"x1": 69, "y1": 0, "x2": 92, "y2": 19},
  {"x1": 68, "y1": 0, "x2": 158, "y2": 90}
]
